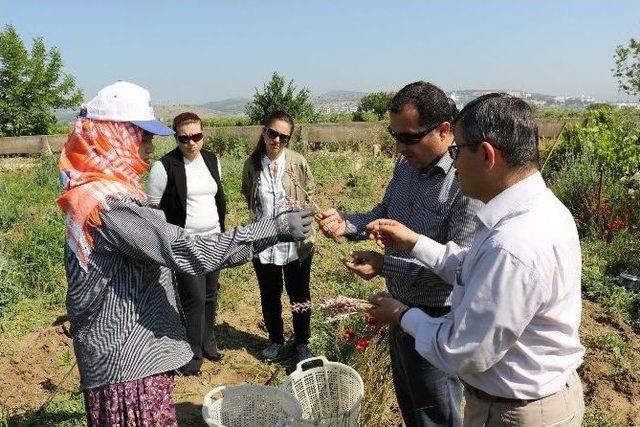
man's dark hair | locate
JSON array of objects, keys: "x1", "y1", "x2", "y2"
[
  {"x1": 453, "y1": 93, "x2": 539, "y2": 168},
  {"x1": 389, "y1": 81, "x2": 455, "y2": 127}
]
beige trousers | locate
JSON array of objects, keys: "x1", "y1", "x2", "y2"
[{"x1": 463, "y1": 371, "x2": 585, "y2": 427}]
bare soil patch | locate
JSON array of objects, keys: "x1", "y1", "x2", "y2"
[{"x1": 2, "y1": 298, "x2": 639, "y2": 426}]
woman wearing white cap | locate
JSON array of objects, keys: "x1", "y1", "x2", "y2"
[{"x1": 57, "y1": 81, "x2": 314, "y2": 426}]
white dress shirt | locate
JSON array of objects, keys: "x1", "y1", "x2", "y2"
[
  {"x1": 146, "y1": 154, "x2": 221, "y2": 234},
  {"x1": 256, "y1": 152, "x2": 298, "y2": 265},
  {"x1": 400, "y1": 172, "x2": 584, "y2": 399}
]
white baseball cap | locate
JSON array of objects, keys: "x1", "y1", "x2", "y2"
[{"x1": 85, "y1": 81, "x2": 174, "y2": 136}]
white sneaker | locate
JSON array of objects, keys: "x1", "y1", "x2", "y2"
[{"x1": 262, "y1": 341, "x2": 283, "y2": 360}]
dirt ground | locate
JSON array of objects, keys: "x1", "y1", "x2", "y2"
[{"x1": 2, "y1": 298, "x2": 639, "y2": 426}]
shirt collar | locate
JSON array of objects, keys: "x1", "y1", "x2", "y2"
[
  {"x1": 476, "y1": 171, "x2": 546, "y2": 229},
  {"x1": 419, "y1": 154, "x2": 453, "y2": 176},
  {"x1": 261, "y1": 150, "x2": 286, "y2": 168}
]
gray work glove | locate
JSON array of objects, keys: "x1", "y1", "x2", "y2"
[{"x1": 275, "y1": 208, "x2": 315, "y2": 242}]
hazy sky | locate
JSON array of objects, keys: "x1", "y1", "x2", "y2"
[{"x1": 2, "y1": 1, "x2": 638, "y2": 104}]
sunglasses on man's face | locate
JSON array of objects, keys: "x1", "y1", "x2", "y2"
[
  {"x1": 177, "y1": 133, "x2": 203, "y2": 144},
  {"x1": 387, "y1": 122, "x2": 441, "y2": 145},
  {"x1": 265, "y1": 128, "x2": 291, "y2": 143}
]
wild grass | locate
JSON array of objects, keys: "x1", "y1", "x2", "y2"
[
  {"x1": 2, "y1": 114, "x2": 639, "y2": 425},
  {"x1": 0, "y1": 141, "x2": 400, "y2": 425}
]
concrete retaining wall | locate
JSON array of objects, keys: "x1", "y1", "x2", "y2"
[{"x1": 0, "y1": 118, "x2": 587, "y2": 156}]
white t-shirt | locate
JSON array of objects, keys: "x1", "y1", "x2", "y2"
[{"x1": 146, "y1": 153, "x2": 221, "y2": 234}]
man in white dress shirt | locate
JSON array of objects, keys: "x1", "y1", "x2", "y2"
[{"x1": 365, "y1": 93, "x2": 585, "y2": 426}]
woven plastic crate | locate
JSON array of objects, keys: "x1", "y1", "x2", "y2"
[
  {"x1": 202, "y1": 384, "x2": 303, "y2": 427},
  {"x1": 280, "y1": 356, "x2": 364, "y2": 427}
]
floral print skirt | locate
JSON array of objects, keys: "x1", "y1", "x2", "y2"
[{"x1": 84, "y1": 372, "x2": 177, "y2": 427}]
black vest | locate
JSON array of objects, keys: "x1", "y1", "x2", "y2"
[{"x1": 158, "y1": 148, "x2": 226, "y2": 232}]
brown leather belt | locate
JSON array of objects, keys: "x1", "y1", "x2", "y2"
[{"x1": 463, "y1": 382, "x2": 541, "y2": 404}]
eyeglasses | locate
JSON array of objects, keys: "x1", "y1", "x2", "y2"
[
  {"x1": 177, "y1": 133, "x2": 203, "y2": 144},
  {"x1": 387, "y1": 122, "x2": 441, "y2": 145},
  {"x1": 265, "y1": 128, "x2": 291, "y2": 143},
  {"x1": 447, "y1": 142, "x2": 478, "y2": 160}
]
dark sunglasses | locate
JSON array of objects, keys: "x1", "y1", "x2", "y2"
[
  {"x1": 387, "y1": 122, "x2": 441, "y2": 145},
  {"x1": 265, "y1": 128, "x2": 291, "y2": 143},
  {"x1": 176, "y1": 133, "x2": 203, "y2": 144}
]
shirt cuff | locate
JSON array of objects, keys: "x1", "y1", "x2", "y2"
[
  {"x1": 380, "y1": 253, "x2": 404, "y2": 278},
  {"x1": 400, "y1": 307, "x2": 444, "y2": 337},
  {"x1": 343, "y1": 219, "x2": 359, "y2": 235},
  {"x1": 400, "y1": 308, "x2": 428, "y2": 337},
  {"x1": 411, "y1": 235, "x2": 446, "y2": 269},
  {"x1": 147, "y1": 195, "x2": 162, "y2": 205}
]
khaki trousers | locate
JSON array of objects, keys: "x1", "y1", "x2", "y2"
[{"x1": 463, "y1": 371, "x2": 584, "y2": 427}]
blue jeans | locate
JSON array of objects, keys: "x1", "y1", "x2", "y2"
[{"x1": 389, "y1": 306, "x2": 463, "y2": 427}]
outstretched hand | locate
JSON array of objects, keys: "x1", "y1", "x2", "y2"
[
  {"x1": 340, "y1": 250, "x2": 383, "y2": 281},
  {"x1": 366, "y1": 219, "x2": 419, "y2": 252},
  {"x1": 315, "y1": 208, "x2": 346, "y2": 238},
  {"x1": 366, "y1": 291, "x2": 409, "y2": 325}
]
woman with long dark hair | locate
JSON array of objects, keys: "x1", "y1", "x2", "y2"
[{"x1": 242, "y1": 111, "x2": 316, "y2": 362}]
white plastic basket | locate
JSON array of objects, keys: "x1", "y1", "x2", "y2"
[
  {"x1": 202, "y1": 384, "x2": 303, "y2": 427},
  {"x1": 280, "y1": 356, "x2": 364, "y2": 427}
]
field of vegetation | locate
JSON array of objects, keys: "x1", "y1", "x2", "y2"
[{"x1": 1, "y1": 106, "x2": 639, "y2": 426}]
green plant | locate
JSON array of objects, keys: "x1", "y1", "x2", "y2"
[
  {"x1": 599, "y1": 332, "x2": 632, "y2": 376},
  {"x1": 316, "y1": 113, "x2": 353, "y2": 123},
  {"x1": 548, "y1": 146, "x2": 637, "y2": 241},
  {"x1": 245, "y1": 72, "x2": 318, "y2": 124},
  {"x1": 544, "y1": 107, "x2": 640, "y2": 179},
  {"x1": 581, "y1": 235, "x2": 640, "y2": 332},
  {"x1": 357, "y1": 92, "x2": 394, "y2": 121},
  {"x1": 0, "y1": 25, "x2": 82, "y2": 136},
  {"x1": 613, "y1": 37, "x2": 640, "y2": 99},
  {"x1": 351, "y1": 110, "x2": 379, "y2": 122},
  {"x1": 204, "y1": 132, "x2": 249, "y2": 158},
  {"x1": 2, "y1": 383, "x2": 85, "y2": 426},
  {"x1": 0, "y1": 155, "x2": 66, "y2": 320},
  {"x1": 201, "y1": 116, "x2": 253, "y2": 127}
]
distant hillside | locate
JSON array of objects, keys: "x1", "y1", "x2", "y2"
[
  {"x1": 53, "y1": 89, "x2": 605, "y2": 124},
  {"x1": 155, "y1": 105, "x2": 226, "y2": 121},
  {"x1": 200, "y1": 97, "x2": 251, "y2": 115}
]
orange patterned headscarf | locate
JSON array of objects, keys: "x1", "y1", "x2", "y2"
[{"x1": 57, "y1": 118, "x2": 148, "y2": 269}]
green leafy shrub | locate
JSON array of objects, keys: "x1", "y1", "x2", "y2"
[
  {"x1": 548, "y1": 150, "x2": 637, "y2": 241},
  {"x1": 202, "y1": 117, "x2": 252, "y2": 127},
  {"x1": 545, "y1": 106, "x2": 640, "y2": 179},
  {"x1": 316, "y1": 113, "x2": 353, "y2": 123},
  {"x1": 351, "y1": 110, "x2": 379, "y2": 122},
  {"x1": 205, "y1": 132, "x2": 249, "y2": 157}
]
